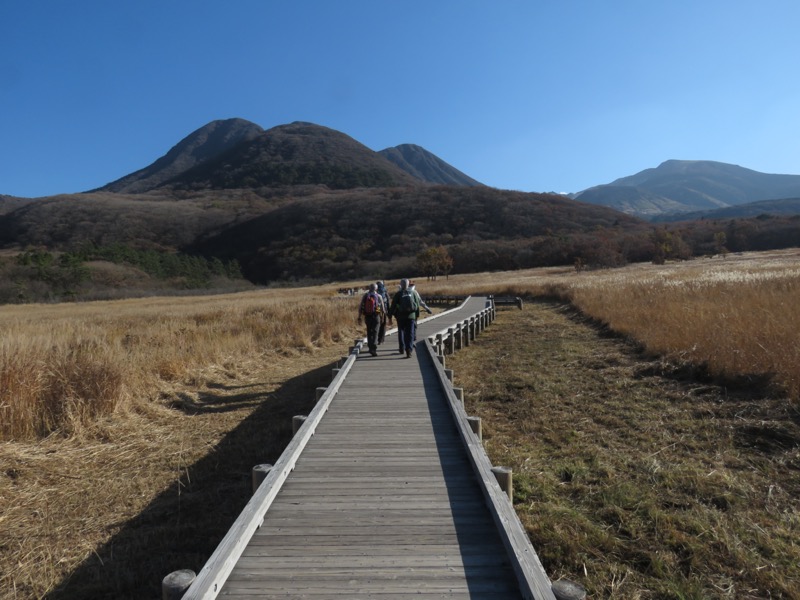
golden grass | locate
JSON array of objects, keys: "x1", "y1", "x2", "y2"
[
  {"x1": 422, "y1": 248, "x2": 800, "y2": 402},
  {"x1": 2, "y1": 249, "x2": 799, "y2": 598},
  {"x1": 1, "y1": 284, "x2": 365, "y2": 598},
  {"x1": 0, "y1": 286, "x2": 359, "y2": 441},
  {"x1": 445, "y1": 298, "x2": 800, "y2": 598}
]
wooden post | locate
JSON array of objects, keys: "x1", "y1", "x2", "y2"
[
  {"x1": 437, "y1": 353, "x2": 445, "y2": 367},
  {"x1": 447, "y1": 327, "x2": 455, "y2": 354},
  {"x1": 316, "y1": 387, "x2": 326, "y2": 401},
  {"x1": 292, "y1": 415, "x2": 307, "y2": 435},
  {"x1": 435, "y1": 333, "x2": 443, "y2": 356},
  {"x1": 492, "y1": 466, "x2": 513, "y2": 501},
  {"x1": 251, "y1": 463, "x2": 273, "y2": 494},
  {"x1": 516, "y1": 297, "x2": 524, "y2": 310},
  {"x1": 552, "y1": 580, "x2": 587, "y2": 600},
  {"x1": 467, "y1": 416, "x2": 482, "y2": 440},
  {"x1": 453, "y1": 387, "x2": 464, "y2": 405},
  {"x1": 444, "y1": 369, "x2": 454, "y2": 383},
  {"x1": 462, "y1": 319, "x2": 470, "y2": 346},
  {"x1": 162, "y1": 569, "x2": 196, "y2": 600},
  {"x1": 331, "y1": 368, "x2": 340, "y2": 381}
]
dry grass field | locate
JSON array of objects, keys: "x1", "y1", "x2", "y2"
[{"x1": 1, "y1": 249, "x2": 799, "y2": 598}]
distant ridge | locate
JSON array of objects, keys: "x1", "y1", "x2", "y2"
[
  {"x1": 652, "y1": 197, "x2": 800, "y2": 222},
  {"x1": 96, "y1": 118, "x2": 264, "y2": 193},
  {"x1": 378, "y1": 144, "x2": 483, "y2": 186},
  {"x1": 576, "y1": 160, "x2": 800, "y2": 218}
]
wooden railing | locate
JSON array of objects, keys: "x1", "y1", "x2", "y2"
[
  {"x1": 490, "y1": 294, "x2": 524, "y2": 309},
  {"x1": 424, "y1": 302, "x2": 556, "y2": 600},
  {"x1": 163, "y1": 298, "x2": 578, "y2": 600}
]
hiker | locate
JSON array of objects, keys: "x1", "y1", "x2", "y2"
[
  {"x1": 376, "y1": 280, "x2": 391, "y2": 345},
  {"x1": 358, "y1": 283, "x2": 385, "y2": 356},
  {"x1": 409, "y1": 281, "x2": 433, "y2": 315},
  {"x1": 389, "y1": 278, "x2": 420, "y2": 358}
]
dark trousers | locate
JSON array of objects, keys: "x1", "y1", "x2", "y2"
[
  {"x1": 397, "y1": 317, "x2": 417, "y2": 353},
  {"x1": 365, "y1": 314, "x2": 381, "y2": 352}
]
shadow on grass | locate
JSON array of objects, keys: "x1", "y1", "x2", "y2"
[{"x1": 43, "y1": 361, "x2": 338, "y2": 600}]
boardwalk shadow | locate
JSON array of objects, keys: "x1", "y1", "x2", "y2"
[
  {"x1": 416, "y1": 352, "x2": 523, "y2": 598},
  {"x1": 43, "y1": 361, "x2": 338, "y2": 600}
]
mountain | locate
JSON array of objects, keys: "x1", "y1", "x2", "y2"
[
  {"x1": 576, "y1": 160, "x2": 800, "y2": 219},
  {"x1": 96, "y1": 118, "x2": 265, "y2": 193},
  {"x1": 652, "y1": 197, "x2": 800, "y2": 222},
  {"x1": 186, "y1": 186, "x2": 645, "y2": 283},
  {"x1": 95, "y1": 120, "x2": 485, "y2": 194},
  {"x1": 378, "y1": 144, "x2": 483, "y2": 186}
]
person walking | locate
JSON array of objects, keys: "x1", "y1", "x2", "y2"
[
  {"x1": 376, "y1": 280, "x2": 391, "y2": 345},
  {"x1": 409, "y1": 281, "x2": 433, "y2": 315},
  {"x1": 358, "y1": 283, "x2": 385, "y2": 357},
  {"x1": 389, "y1": 278, "x2": 420, "y2": 358}
]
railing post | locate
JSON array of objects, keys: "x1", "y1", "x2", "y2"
[
  {"x1": 462, "y1": 319, "x2": 470, "y2": 346},
  {"x1": 453, "y1": 387, "x2": 464, "y2": 406},
  {"x1": 162, "y1": 569, "x2": 196, "y2": 600},
  {"x1": 491, "y1": 466, "x2": 513, "y2": 501},
  {"x1": 292, "y1": 415, "x2": 307, "y2": 434},
  {"x1": 251, "y1": 463, "x2": 273, "y2": 494},
  {"x1": 447, "y1": 327, "x2": 455, "y2": 354},
  {"x1": 552, "y1": 580, "x2": 587, "y2": 600},
  {"x1": 467, "y1": 416, "x2": 482, "y2": 440}
]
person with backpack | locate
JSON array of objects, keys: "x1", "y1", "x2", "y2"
[
  {"x1": 358, "y1": 283, "x2": 386, "y2": 357},
  {"x1": 389, "y1": 278, "x2": 420, "y2": 358},
  {"x1": 376, "y1": 280, "x2": 391, "y2": 345},
  {"x1": 409, "y1": 281, "x2": 433, "y2": 315}
]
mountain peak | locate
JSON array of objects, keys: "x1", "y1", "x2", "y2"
[
  {"x1": 378, "y1": 144, "x2": 483, "y2": 186},
  {"x1": 577, "y1": 160, "x2": 800, "y2": 218},
  {"x1": 96, "y1": 118, "x2": 264, "y2": 193}
]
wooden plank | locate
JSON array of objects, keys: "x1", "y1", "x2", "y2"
[{"x1": 188, "y1": 299, "x2": 545, "y2": 600}]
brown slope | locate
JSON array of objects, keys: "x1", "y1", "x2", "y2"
[
  {"x1": 164, "y1": 122, "x2": 423, "y2": 190},
  {"x1": 378, "y1": 144, "x2": 483, "y2": 186},
  {"x1": 95, "y1": 118, "x2": 265, "y2": 193}
]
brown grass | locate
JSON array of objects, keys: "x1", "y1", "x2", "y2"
[
  {"x1": 446, "y1": 301, "x2": 800, "y2": 598},
  {"x1": 2, "y1": 250, "x2": 800, "y2": 598},
  {"x1": 423, "y1": 248, "x2": 800, "y2": 403},
  {"x1": 0, "y1": 287, "x2": 358, "y2": 441},
  {"x1": 0, "y1": 284, "x2": 363, "y2": 598}
]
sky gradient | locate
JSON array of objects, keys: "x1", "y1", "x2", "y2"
[{"x1": 2, "y1": 1, "x2": 799, "y2": 198}]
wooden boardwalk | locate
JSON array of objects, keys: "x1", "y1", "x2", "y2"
[{"x1": 181, "y1": 297, "x2": 555, "y2": 600}]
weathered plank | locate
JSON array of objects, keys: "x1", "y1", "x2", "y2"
[{"x1": 182, "y1": 298, "x2": 554, "y2": 600}]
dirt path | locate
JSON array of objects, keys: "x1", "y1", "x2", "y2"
[{"x1": 446, "y1": 300, "x2": 800, "y2": 599}]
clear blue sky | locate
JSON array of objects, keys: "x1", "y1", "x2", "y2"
[{"x1": 2, "y1": 1, "x2": 799, "y2": 198}]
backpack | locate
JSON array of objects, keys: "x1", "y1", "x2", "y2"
[
  {"x1": 363, "y1": 292, "x2": 380, "y2": 316},
  {"x1": 398, "y1": 289, "x2": 418, "y2": 314}
]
